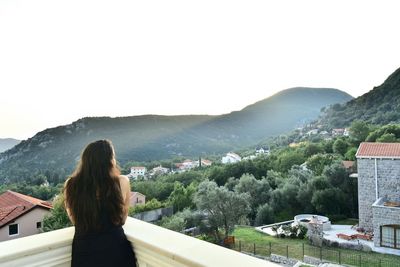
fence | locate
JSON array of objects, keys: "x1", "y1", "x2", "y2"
[{"x1": 233, "y1": 241, "x2": 400, "y2": 267}]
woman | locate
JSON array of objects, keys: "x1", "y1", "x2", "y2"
[{"x1": 64, "y1": 140, "x2": 137, "y2": 267}]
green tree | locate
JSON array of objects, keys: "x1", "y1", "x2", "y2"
[
  {"x1": 168, "y1": 182, "x2": 196, "y2": 212},
  {"x1": 306, "y1": 153, "x2": 338, "y2": 175},
  {"x1": 234, "y1": 174, "x2": 271, "y2": 220},
  {"x1": 322, "y1": 162, "x2": 347, "y2": 188},
  {"x1": 366, "y1": 124, "x2": 400, "y2": 142},
  {"x1": 333, "y1": 139, "x2": 348, "y2": 156},
  {"x1": 42, "y1": 195, "x2": 72, "y2": 232},
  {"x1": 194, "y1": 180, "x2": 251, "y2": 242},
  {"x1": 224, "y1": 177, "x2": 239, "y2": 191},
  {"x1": 129, "y1": 198, "x2": 165, "y2": 215},
  {"x1": 276, "y1": 150, "x2": 305, "y2": 173},
  {"x1": 344, "y1": 147, "x2": 357, "y2": 161},
  {"x1": 376, "y1": 133, "x2": 397, "y2": 142},
  {"x1": 303, "y1": 143, "x2": 323, "y2": 157},
  {"x1": 159, "y1": 214, "x2": 186, "y2": 232},
  {"x1": 311, "y1": 188, "x2": 346, "y2": 215},
  {"x1": 349, "y1": 121, "x2": 370, "y2": 144},
  {"x1": 254, "y1": 203, "x2": 275, "y2": 226}
]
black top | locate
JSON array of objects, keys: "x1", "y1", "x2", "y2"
[{"x1": 71, "y1": 206, "x2": 137, "y2": 267}]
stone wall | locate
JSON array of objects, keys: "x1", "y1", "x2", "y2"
[
  {"x1": 357, "y1": 158, "x2": 376, "y2": 231},
  {"x1": 270, "y1": 254, "x2": 298, "y2": 266},
  {"x1": 303, "y1": 255, "x2": 324, "y2": 265},
  {"x1": 375, "y1": 159, "x2": 400, "y2": 202},
  {"x1": 307, "y1": 222, "x2": 324, "y2": 247},
  {"x1": 357, "y1": 158, "x2": 400, "y2": 231},
  {"x1": 133, "y1": 207, "x2": 173, "y2": 222},
  {"x1": 372, "y1": 204, "x2": 400, "y2": 247}
]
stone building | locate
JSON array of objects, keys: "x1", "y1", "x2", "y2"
[{"x1": 356, "y1": 142, "x2": 400, "y2": 249}]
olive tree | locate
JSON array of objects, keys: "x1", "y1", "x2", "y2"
[{"x1": 194, "y1": 180, "x2": 251, "y2": 242}]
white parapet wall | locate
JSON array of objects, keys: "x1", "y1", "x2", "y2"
[{"x1": 0, "y1": 217, "x2": 278, "y2": 267}]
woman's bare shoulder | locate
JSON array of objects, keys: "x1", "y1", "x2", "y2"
[{"x1": 118, "y1": 175, "x2": 130, "y2": 188}]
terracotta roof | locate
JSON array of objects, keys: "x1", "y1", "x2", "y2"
[
  {"x1": 356, "y1": 142, "x2": 400, "y2": 158},
  {"x1": 342, "y1": 161, "x2": 355, "y2": 169},
  {"x1": 0, "y1": 191, "x2": 52, "y2": 228}
]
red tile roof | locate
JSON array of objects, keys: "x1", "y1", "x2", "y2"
[
  {"x1": 342, "y1": 160, "x2": 355, "y2": 169},
  {"x1": 0, "y1": 191, "x2": 52, "y2": 228},
  {"x1": 356, "y1": 142, "x2": 400, "y2": 158}
]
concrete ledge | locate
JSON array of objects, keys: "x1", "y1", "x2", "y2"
[{"x1": 0, "y1": 217, "x2": 279, "y2": 267}]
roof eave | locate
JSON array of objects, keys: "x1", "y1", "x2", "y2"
[{"x1": 356, "y1": 156, "x2": 400, "y2": 159}]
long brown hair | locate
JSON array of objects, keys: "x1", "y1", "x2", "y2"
[{"x1": 64, "y1": 139, "x2": 124, "y2": 233}]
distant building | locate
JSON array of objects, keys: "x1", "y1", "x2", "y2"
[
  {"x1": 222, "y1": 152, "x2": 241, "y2": 164},
  {"x1": 173, "y1": 159, "x2": 213, "y2": 172},
  {"x1": 306, "y1": 129, "x2": 319, "y2": 136},
  {"x1": 332, "y1": 128, "x2": 345, "y2": 136},
  {"x1": 343, "y1": 128, "x2": 350, "y2": 136},
  {"x1": 150, "y1": 165, "x2": 170, "y2": 176},
  {"x1": 243, "y1": 155, "x2": 257, "y2": 161},
  {"x1": 129, "y1": 192, "x2": 146, "y2": 207},
  {"x1": 195, "y1": 159, "x2": 213, "y2": 167},
  {"x1": 256, "y1": 147, "x2": 270, "y2": 155},
  {"x1": 174, "y1": 163, "x2": 185, "y2": 172},
  {"x1": 300, "y1": 162, "x2": 309, "y2": 171},
  {"x1": 199, "y1": 159, "x2": 212, "y2": 167},
  {"x1": 129, "y1": 166, "x2": 147, "y2": 179},
  {"x1": 182, "y1": 159, "x2": 195, "y2": 170},
  {"x1": 0, "y1": 191, "x2": 52, "y2": 242}
]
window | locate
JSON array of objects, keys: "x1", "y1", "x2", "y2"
[
  {"x1": 36, "y1": 221, "x2": 42, "y2": 228},
  {"x1": 8, "y1": 224, "x2": 19, "y2": 236},
  {"x1": 381, "y1": 225, "x2": 400, "y2": 249}
]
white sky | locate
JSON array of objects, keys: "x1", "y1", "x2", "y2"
[{"x1": 1, "y1": 0, "x2": 400, "y2": 140}]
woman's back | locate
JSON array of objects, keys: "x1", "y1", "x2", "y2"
[
  {"x1": 64, "y1": 140, "x2": 137, "y2": 267},
  {"x1": 72, "y1": 218, "x2": 136, "y2": 267}
]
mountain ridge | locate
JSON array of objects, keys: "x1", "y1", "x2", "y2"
[
  {"x1": 318, "y1": 67, "x2": 400, "y2": 128},
  {"x1": 0, "y1": 138, "x2": 20, "y2": 153},
  {"x1": 0, "y1": 87, "x2": 352, "y2": 182}
]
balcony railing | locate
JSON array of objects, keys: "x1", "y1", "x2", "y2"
[{"x1": 0, "y1": 217, "x2": 277, "y2": 267}]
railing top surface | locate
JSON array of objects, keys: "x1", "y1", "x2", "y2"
[
  {"x1": 123, "y1": 217, "x2": 276, "y2": 266},
  {"x1": 0, "y1": 217, "x2": 277, "y2": 267}
]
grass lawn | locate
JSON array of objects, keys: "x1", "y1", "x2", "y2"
[{"x1": 232, "y1": 226, "x2": 400, "y2": 267}]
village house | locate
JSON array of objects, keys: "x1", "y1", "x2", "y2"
[
  {"x1": 356, "y1": 142, "x2": 400, "y2": 249},
  {"x1": 222, "y1": 152, "x2": 241, "y2": 164},
  {"x1": 0, "y1": 191, "x2": 52, "y2": 242},
  {"x1": 256, "y1": 147, "x2": 270, "y2": 155},
  {"x1": 128, "y1": 166, "x2": 147, "y2": 179},
  {"x1": 150, "y1": 165, "x2": 170, "y2": 176},
  {"x1": 306, "y1": 129, "x2": 319, "y2": 136},
  {"x1": 174, "y1": 159, "x2": 213, "y2": 173},
  {"x1": 197, "y1": 159, "x2": 212, "y2": 167},
  {"x1": 182, "y1": 159, "x2": 195, "y2": 170},
  {"x1": 129, "y1": 192, "x2": 146, "y2": 207}
]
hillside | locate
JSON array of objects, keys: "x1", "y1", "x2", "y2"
[
  {"x1": 0, "y1": 87, "x2": 352, "y2": 182},
  {"x1": 0, "y1": 138, "x2": 20, "y2": 153},
  {"x1": 319, "y1": 67, "x2": 400, "y2": 128}
]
